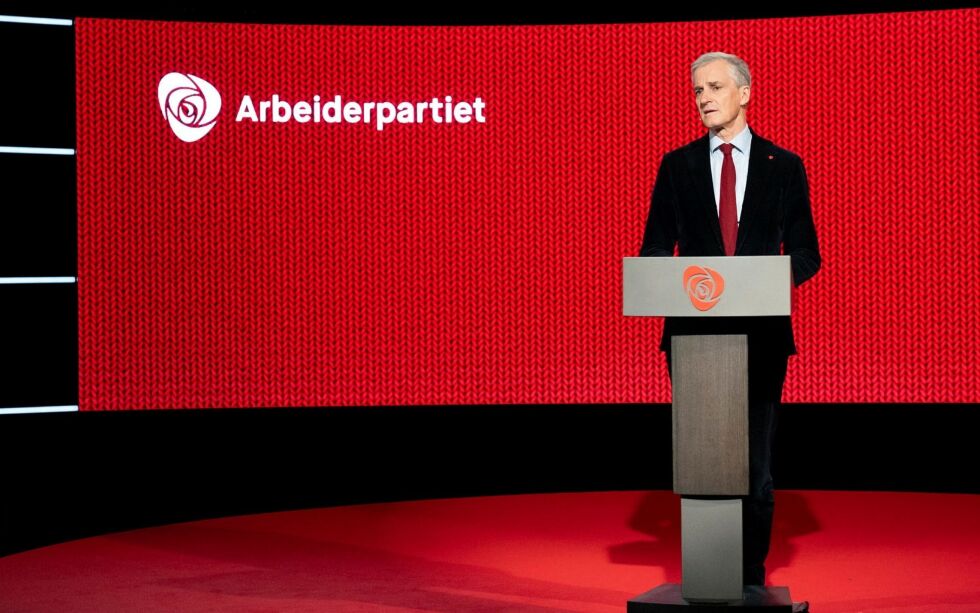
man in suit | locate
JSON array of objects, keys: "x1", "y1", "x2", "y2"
[{"x1": 639, "y1": 52, "x2": 821, "y2": 591}]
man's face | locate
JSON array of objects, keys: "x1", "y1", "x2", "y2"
[{"x1": 693, "y1": 60, "x2": 750, "y2": 133}]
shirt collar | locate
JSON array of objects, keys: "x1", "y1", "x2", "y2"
[{"x1": 709, "y1": 125, "x2": 752, "y2": 154}]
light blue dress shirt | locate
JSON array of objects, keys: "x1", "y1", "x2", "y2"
[{"x1": 708, "y1": 126, "x2": 752, "y2": 222}]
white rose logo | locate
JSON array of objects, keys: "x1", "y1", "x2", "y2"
[{"x1": 157, "y1": 73, "x2": 221, "y2": 143}]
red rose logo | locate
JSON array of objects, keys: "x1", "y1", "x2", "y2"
[{"x1": 683, "y1": 266, "x2": 725, "y2": 311}]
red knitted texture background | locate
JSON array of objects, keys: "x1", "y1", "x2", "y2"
[{"x1": 76, "y1": 10, "x2": 980, "y2": 409}]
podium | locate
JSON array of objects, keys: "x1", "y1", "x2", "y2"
[{"x1": 623, "y1": 256, "x2": 794, "y2": 611}]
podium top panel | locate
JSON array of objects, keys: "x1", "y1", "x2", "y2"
[{"x1": 623, "y1": 256, "x2": 790, "y2": 317}]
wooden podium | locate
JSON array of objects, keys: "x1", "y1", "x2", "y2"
[{"x1": 623, "y1": 256, "x2": 794, "y2": 612}]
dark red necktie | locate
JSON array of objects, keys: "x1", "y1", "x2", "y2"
[{"x1": 718, "y1": 143, "x2": 737, "y2": 256}]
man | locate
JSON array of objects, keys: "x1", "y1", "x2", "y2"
[{"x1": 639, "y1": 52, "x2": 820, "y2": 593}]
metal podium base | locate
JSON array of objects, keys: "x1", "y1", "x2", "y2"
[
  {"x1": 681, "y1": 497, "x2": 742, "y2": 600},
  {"x1": 627, "y1": 584, "x2": 793, "y2": 612}
]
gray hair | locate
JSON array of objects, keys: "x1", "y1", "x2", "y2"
[{"x1": 691, "y1": 52, "x2": 752, "y2": 88}]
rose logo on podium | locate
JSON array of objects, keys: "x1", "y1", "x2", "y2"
[
  {"x1": 683, "y1": 265, "x2": 725, "y2": 311},
  {"x1": 158, "y1": 73, "x2": 222, "y2": 143}
]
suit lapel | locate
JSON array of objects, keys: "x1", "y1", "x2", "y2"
[
  {"x1": 683, "y1": 135, "x2": 725, "y2": 254},
  {"x1": 736, "y1": 131, "x2": 776, "y2": 253}
]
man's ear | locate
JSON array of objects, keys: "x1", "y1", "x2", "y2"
[{"x1": 740, "y1": 86, "x2": 751, "y2": 107}]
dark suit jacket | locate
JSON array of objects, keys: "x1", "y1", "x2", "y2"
[{"x1": 639, "y1": 130, "x2": 821, "y2": 356}]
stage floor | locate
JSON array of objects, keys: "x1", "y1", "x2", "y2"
[{"x1": 2, "y1": 490, "x2": 978, "y2": 612}]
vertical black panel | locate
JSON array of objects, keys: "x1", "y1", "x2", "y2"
[
  {"x1": 0, "y1": 22, "x2": 74, "y2": 148},
  {"x1": 0, "y1": 153, "x2": 75, "y2": 276},
  {"x1": 0, "y1": 17, "x2": 77, "y2": 408},
  {"x1": 0, "y1": 284, "x2": 77, "y2": 407}
]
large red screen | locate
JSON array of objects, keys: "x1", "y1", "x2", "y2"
[{"x1": 77, "y1": 10, "x2": 980, "y2": 409}]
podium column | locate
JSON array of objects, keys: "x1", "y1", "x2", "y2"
[{"x1": 673, "y1": 334, "x2": 748, "y2": 601}]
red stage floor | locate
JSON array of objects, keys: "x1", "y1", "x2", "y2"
[{"x1": 2, "y1": 491, "x2": 978, "y2": 612}]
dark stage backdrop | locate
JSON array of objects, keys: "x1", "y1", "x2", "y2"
[{"x1": 74, "y1": 10, "x2": 979, "y2": 410}]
